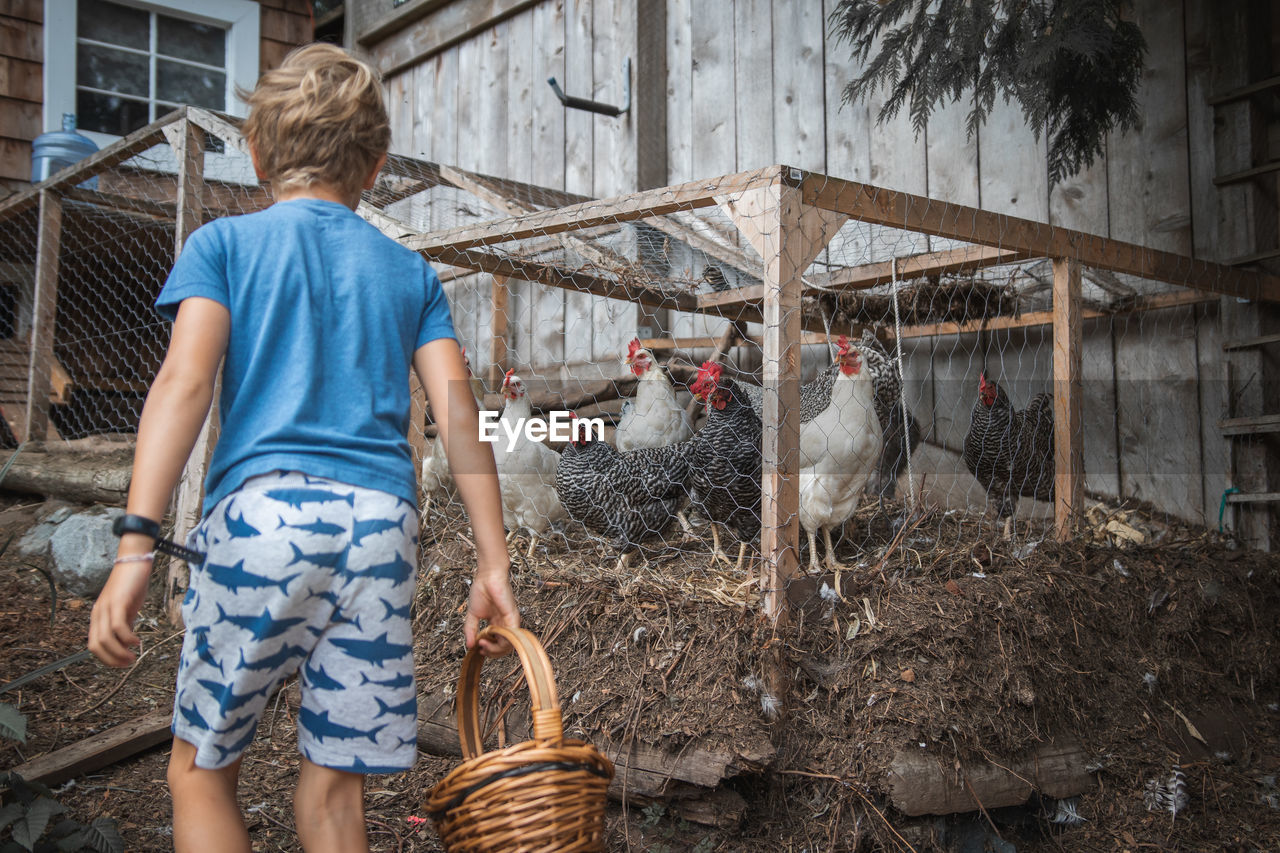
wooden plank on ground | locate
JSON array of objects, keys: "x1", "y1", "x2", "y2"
[
  {"x1": 885, "y1": 738, "x2": 1092, "y2": 816},
  {"x1": 8, "y1": 710, "x2": 173, "y2": 788},
  {"x1": 1052, "y1": 258, "x2": 1083, "y2": 540}
]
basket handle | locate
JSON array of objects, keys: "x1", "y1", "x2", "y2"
[{"x1": 456, "y1": 626, "x2": 563, "y2": 760}]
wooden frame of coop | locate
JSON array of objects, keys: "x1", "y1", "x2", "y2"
[{"x1": 1, "y1": 107, "x2": 1278, "y2": 634}]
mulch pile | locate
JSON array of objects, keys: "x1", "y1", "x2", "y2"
[{"x1": 1, "y1": 488, "x2": 1277, "y2": 851}]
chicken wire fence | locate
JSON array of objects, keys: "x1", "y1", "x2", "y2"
[{"x1": 0, "y1": 108, "x2": 1271, "y2": 620}]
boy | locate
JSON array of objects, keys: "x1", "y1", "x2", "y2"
[{"x1": 87, "y1": 43, "x2": 518, "y2": 853}]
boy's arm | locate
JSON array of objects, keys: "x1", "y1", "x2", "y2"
[
  {"x1": 89, "y1": 297, "x2": 230, "y2": 667},
  {"x1": 413, "y1": 338, "x2": 518, "y2": 656}
]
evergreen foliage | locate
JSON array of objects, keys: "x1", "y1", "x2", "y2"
[{"x1": 829, "y1": 0, "x2": 1147, "y2": 184}]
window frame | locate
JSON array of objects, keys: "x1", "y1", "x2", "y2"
[{"x1": 43, "y1": 0, "x2": 260, "y2": 143}]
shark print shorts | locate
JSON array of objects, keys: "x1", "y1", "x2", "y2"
[{"x1": 172, "y1": 471, "x2": 419, "y2": 773}]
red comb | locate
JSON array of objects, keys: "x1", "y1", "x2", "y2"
[
  {"x1": 836, "y1": 334, "x2": 850, "y2": 352},
  {"x1": 627, "y1": 338, "x2": 641, "y2": 357}
]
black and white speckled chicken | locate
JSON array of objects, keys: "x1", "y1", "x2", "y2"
[
  {"x1": 738, "y1": 362, "x2": 839, "y2": 424},
  {"x1": 962, "y1": 374, "x2": 1055, "y2": 537},
  {"x1": 857, "y1": 330, "x2": 922, "y2": 501},
  {"x1": 875, "y1": 402, "x2": 921, "y2": 500},
  {"x1": 858, "y1": 329, "x2": 902, "y2": 428},
  {"x1": 555, "y1": 416, "x2": 690, "y2": 570},
  {"x1": 687, "y1": 362, "x2": 762, "y2": 571}
]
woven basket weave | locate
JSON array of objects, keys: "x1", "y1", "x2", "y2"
[{"x1": 425, "y1": 626, "x2": 615, "y2": 852}]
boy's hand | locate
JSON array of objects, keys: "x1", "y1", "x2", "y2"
[
  {"x1": 463, "y1": 568, "x2": 519, "y2": 658},
  {"x1": 88, "y1": 560, "x2": 153, "y2": 667}
]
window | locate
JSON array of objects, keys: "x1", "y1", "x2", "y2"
[{"x1": 44, "y1": 0, "x2": 259, "y2": 144}]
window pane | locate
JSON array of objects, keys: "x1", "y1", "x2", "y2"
[
  {"x1": 157, "y1": 60, "x2": 225, "y2": 109},
  {"x1": 77, "y1": 0, "x2": 149, "y2": 51},
  {"x1": 77, "y1": 89, "x2": 150, "y2": 136},
  {"x1": 77, "y1": 42, "x2": 148, "y2": 97},
  {"x1": 157, "y1": 15, "x2": 226, "y2": 68}
]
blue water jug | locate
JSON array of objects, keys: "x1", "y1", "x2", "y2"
[{"x1": 31, "y1": 114, "x2": 99, "y2": 190}]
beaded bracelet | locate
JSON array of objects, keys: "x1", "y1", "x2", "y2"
[{"x1": 113, "y1": 552, "x2": 155, "y2": 565}]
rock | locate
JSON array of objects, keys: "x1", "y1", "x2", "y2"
[
  {"x1": 15, "y1": 504, "x2": 75, "y2": 557},
  {"x1": 48, "y1": 506, "x2": 124, "y2": 597}
]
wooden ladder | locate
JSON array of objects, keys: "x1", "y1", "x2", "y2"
[{"x1": 1206, "y1": 27, "x2": 1280, "y2": 548}]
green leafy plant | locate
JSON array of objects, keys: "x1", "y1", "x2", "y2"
[
  {"x1": 0, "y1": 705, "x2": 25, "y2": 745},
  {"x1": 829, "y1": 0, "x2": 1147, "y2": 184},
  {"x1": 2, "y1": 711, "x2": 123, "y2": 853}
]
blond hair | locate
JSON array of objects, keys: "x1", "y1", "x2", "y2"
[{"x1": 241, "y1": 43, "x2": 391, "y2": 197}]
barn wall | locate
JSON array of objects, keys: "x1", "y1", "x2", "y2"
[{"x1": 364, "y1": 0, "x2": 1260, "y2": 529}]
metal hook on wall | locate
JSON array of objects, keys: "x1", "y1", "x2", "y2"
[{"x1": 547, "y1": 58, "x2": 631, "y2": 117}]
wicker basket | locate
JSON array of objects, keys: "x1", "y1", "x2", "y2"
[{"x1": 425, "y1": 626, "x2": 615, "y2": 852}]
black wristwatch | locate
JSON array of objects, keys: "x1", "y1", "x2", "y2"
[{"x1": 112, "y1": 514, "x2": 206, "y2": 565}]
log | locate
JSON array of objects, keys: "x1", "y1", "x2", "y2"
[
  {"x1": 416, "y1": 690, "x2": 774, "y2": 800},
  {"x1": 884, "y1": 738, "x2": 1093, "y2": 817},
  {"x1": 7, "y1": 710, "x2": 172, "y2": 787},
  {"x1": 0, "y1": 449, "x2": 131, "y2": 505}
]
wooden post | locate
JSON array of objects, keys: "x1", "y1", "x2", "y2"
[
  {"x1": 1052, "y1": 257, "x2": 1083, "y2": 540},
  {"x1": 409, "y1": 371, "x2": 428, "y2": 495},
  {"x1": 720, "y1": 174, "x2": 847, "y2": 623},
  {"x1": 488, "y1": 274, "x2": 509, "y2": 388},
  {"x1": 167, "y1": 119, "x2": 207, "y2": 626},
  {"x1": 24, "y1": 189, "x2": 62, "y2": 445}
]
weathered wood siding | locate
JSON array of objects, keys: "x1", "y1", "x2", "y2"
[
  {"x1": 0, "y1": 0, "x2": 42, "y2": 192},
  {"x1": 0, "y1": 0, "x2": 310, "y2": 191},
  {"x1": 366, "y1": 0, "x2": 1265, "y2": 529}
]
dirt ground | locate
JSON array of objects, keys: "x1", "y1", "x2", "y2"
[{"x1": 1, "y1": 486, "x2": 1278, "y2": 852}]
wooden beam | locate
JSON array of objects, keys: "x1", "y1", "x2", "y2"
[
  {"x1": 404, "y1": 167, "x2": 780, "y2": 256},
  {"x1": 1207, "y1": 72, "x2": 1280, "y2": 105},
  {"x1": 1225, "y1": 247, "x2": 1280, "y2": 267},
  {"x1": 61, "y1": 186, "x2": 176, "y2": 220},
  {"x1": 1052, "y1": 258, "x2": 1083, "y2": 541},
  {"x1": 1214, "y1": 159, "x2": 1280, "y2": 186},
  {"x1": 423, "y1": 244, "x2": 698, "y2": 313},
  {"x1": 892, "y1": 289, "x2": 1216, "y2": 339},
  {"x1": 1223, "y1": 332, "x2": 1280, "y2": 351},
  {"x1": 0, "y1": 110, "x2": 177, "y2": 224},
  {"x1": 7, "y1": 710, "x2": 173, "y2": 787},
  {"x1": 799, "y1": 171, "x2": 1280, "y2": 302},
  {"x1": 168, "y1": 120, "x2": 209, "y2": 628},
  {"x1": 23, "y1": 190, "x2": 60, "y2": 445},
  {"x1": 488, "y1": 274, "x2": 510, "y2": 388},
  {"x1": 439, "y1": 164, "x2": 632, "y2": 270},
  {"x1": 810, "y1": 245, "x2": 1034, "y2": 291},
  {"x1": 1219, "y1": 413, "x2": 1280, "y2": 436},
  {"x1": 1225, "y1": 491, "x2": 1280, "y2": 503}
]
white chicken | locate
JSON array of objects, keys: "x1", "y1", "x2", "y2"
[
  {"x1": 493, "y1": 369, "x2": 567, "y2": 559},
  {"x1": 420, "y1": 347, "x2": 487, "y2": 520},
  {"x1": 798, "y1": 337, "x2": 882, "y2": 596},
  {"x1": 614, "y1": 338, "x2": 693, "y2": 452}
]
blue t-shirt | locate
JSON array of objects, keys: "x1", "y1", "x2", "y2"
[{"x1": 156, "y1": 198, "x2": 456, "y2": 515}]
